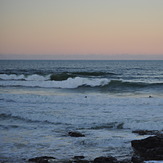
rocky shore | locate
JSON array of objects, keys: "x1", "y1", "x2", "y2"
[{"x1": 27, "y1": 130, "x2": 163, "y2": 163}]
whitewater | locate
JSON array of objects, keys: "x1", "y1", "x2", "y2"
[{"x1": 0, "y1": 60, "x2": 163, "y2": 162}]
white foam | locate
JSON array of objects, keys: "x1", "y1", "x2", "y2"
[
  {"x1": 1, "y1": 92, "x2": 163, "y2": 131},
  {"x1": 0, "y1": 74, "x2": 25, "y2": 80},
  {"x1": 0, "y1": 77, "x2": 110, "y2": 88},
  {"x1": 25, "y1": 74, "x2": 49, "y2": 81},
  {"x1": 1, "y1": 90, "x2": 163, "y2": 161},
  {"x1": 0, "y1": 74, "x2": 49, "y2": 81}
]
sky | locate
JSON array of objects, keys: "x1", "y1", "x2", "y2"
[{"x1": 0, "y1": 0, "x2": 163, "y2": 60}]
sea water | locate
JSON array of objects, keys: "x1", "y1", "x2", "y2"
[{"x1": 0, "y1": 60, "x2": 163, "y2": 162}]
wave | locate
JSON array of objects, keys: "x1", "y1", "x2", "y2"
[
  {"x1": 0, "y1": 113, "x2": 61, "y2": 125},
  {"x1": 50, "y1": 72, "x2": 111, "y2": 81},
  {"x1": 0, "y1": 77, "x2": 110, "y2": 88},
  {"x1": 50, "y1": 71, "x2": 115, "y2": 81},
  {"x1": 0, "y1": 74, "x2": 51, "y2": 81},
  {"x1": 0, "y1": 75, "x2": 163, "y2": 90},
  {"x1": 72, "y1": 71, "x2": 115, "y2": 76},
  {"x1": 50, "y1": 73, "x2": 75, "y2": 81},
  {"x1": 90, "y1": 122, "x2": 124, "y2": 130},
  {"x1": 102, "y1": 80, "x2": 163, "y2": 89},
  {"x1": 0, "y1": 72, "x2": 116, "y2": 81}
]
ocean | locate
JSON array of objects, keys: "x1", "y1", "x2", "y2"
[{"x1": 0, "y1": 60, "x2": 163, "y2": 162}]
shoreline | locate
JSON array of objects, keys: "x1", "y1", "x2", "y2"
[
  {"x1": 1, "y1": 130, "x2": 161, "y2": 163},
  {"x1": 27, "y1": 130, "x2": 163, "y2": 163}
]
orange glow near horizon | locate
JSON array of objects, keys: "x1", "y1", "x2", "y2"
[{"x1": 0, "y1": 0, "x2": 163, "y2": 59}]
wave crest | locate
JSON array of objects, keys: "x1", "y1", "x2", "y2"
[
  {"x1": 0, "y1": 71, "x2": 115, "y2": 81},
  {"x1": 0, "y1": 74, "x2": 163, "y2": 90},
  {"x1": 0, "y1": 76, "x2": 110, "y2": 88}
]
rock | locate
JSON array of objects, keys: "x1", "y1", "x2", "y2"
[
  {"x1": 93, "y1": 156, "x2": 118, "y2": 163},
  {"x1": 132, "y1": 130, "x2": 162, "y2": 136},
  {"x1": 73, "y1": 156, "x2": 85, "y2": 160},
  {"x1": 118, "y1": 159, "x2": 131, "y2": 163},
  {"x1": 72, "y1": 156, "x2": 90, "y2": 163},
  {"x1": 68, "y1": 156, "x2": 90, "y2": 163},
  {"x1": 28, "y1": 156, "x2": 55, "y2": 163},
  {"x1": 68, "y1": 131, "x2": 85, "y2": 137},
  {"x1": 131, "y1": 153, "x2": 144, "y2": 163},
  {"x1": 131, "y1": 135, "x2": 163, "y2": 161},
  {"x1": 131, "y1": 135, "x2": 163, "y2": 152},
  {"x1": 74, "y1": 160, "x2": 90, "y2": 163}
]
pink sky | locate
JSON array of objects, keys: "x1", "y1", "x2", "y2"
[{"x1": 0, "y1": 0, "x2": 163, "y2": 60}]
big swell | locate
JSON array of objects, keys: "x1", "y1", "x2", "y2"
[{"x1": 0, "y1": 73, "x2": 163, "y2": 90}]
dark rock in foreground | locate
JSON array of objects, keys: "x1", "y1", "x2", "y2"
[
  {"x1": 68, "y1": 131, "x2": 85, "y2": 137},
  {"x1": 73, "y1": 156, "x2": 85, "y2": 160},
  {"x1": 93, "y1": 156, "x2": 131, "y2": 163},
  {"x1": 131, "y1": 135, "x2": 163, "y2": 162},
  {"x1": 28, "y1": 155, "x2": 131, "y2": 163},
  {"x1": 93, "y1": 156, "x2": 118, "y2": 163},
  {"x1": 28, "y1": 156, "x2": 55, "y2": 163},
  {"x1": 73, "y1": 160, "x2": 90, "y2": 163},
  {"x1": 72, "y1": 156, "x2": 90, "y2": 162},
  {"x1": 28, "y1": 135, "x2": 163, "y2": 163}
]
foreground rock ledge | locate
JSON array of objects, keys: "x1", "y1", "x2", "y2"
[
  {"x1": 93, "y1": 156, "x2": 118, "y2": 163},
  {"x1": 28, "y1": 135, "x2": 163, "y2": 163},
  {"x1": 131, "y1": 135, "x2": 163, "y2": 162},
  {"x1": 28, "y1": 156, "x2": 130, "y2": 163},
  {"x1": 28, "y1": 156, "x2": 56, "y2": 163}
]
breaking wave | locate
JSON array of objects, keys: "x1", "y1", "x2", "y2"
[
  {"x1": 102, "y1": 80, "x2": 163, "y2": 89},
  {"x1": 0, "y1": 72, "x2": 115, "y2": 81},
  {"x1": 0, "y1": 78, "x2": 163, "y2": 90},
  {"x1": 0, "y1": 73, "x2": 163, "y2": 90},
  {"x1": 0, "y1": 77, "x2": 109, "y2": 88}
]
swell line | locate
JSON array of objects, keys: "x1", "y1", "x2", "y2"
[{"x1": 0, "y1": 113, "x2": 62, "y2": 125}]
